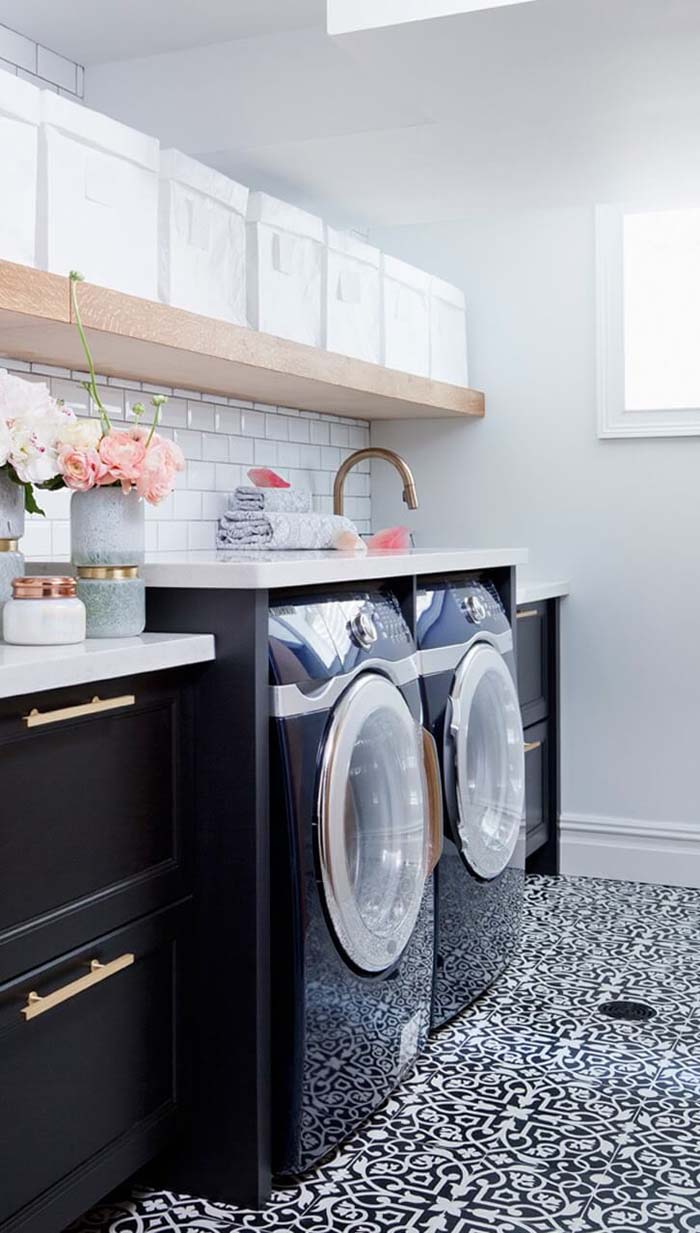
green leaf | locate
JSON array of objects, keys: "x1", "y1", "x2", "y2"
[
  {"x1": 23, "y1": 484, "x2": 45, "y2": 517},
  {"x1": 37, "y1": 475, "x2": 65, "y2": 492}
]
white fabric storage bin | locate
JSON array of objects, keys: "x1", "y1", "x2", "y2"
[
  {"x1": 324, "y1": 228, "x2": 381, "y2": 364},
  {"x1": 430, "y1": 275, "x2": 469, "y2": 386},
  {"x1": 247, "y1": 193, "x2": 323, "y2": 346},
  {"x1": 0, "y1": 73, "x2": 40, "y2": 266},
  {"x1": 159, "y1": 149, "x2": 248, "y2": 323},
  {"x1": 38, "y1": 93, "x2": 158, "y2": 299},
  {"x1": 382, "y1": 255, "x2": 430, "y2": 377}
]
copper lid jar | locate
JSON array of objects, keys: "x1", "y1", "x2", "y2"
[{"x1": 3, "y1": 575, "x2": 86, "y2": 646}]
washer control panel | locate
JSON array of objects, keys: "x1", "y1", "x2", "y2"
[
  {"x1": 416, "y1": 577, "x2": 511, "y2": 650},
  {"x1": 269, "y1": 589, "x2": 415, "y2": 685}
]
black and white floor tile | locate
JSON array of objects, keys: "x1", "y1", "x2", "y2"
[{"x1": 72, "y1": 874, "x2": 700, "y2": 1233}]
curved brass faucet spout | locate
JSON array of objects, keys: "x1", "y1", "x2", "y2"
[{"x1": 333, "y1": 448, "x2": 418, "y2": 517}]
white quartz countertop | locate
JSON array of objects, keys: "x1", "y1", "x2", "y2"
[
  {"x1": 0, "y1": 632, "x2": 215, "y2": 700},
  {"x1": 516, "y1": 579, "x2": 570, "y2": 605},
  {"x1": 130, "y1": 547, "x2": 528, "y2": 589}
]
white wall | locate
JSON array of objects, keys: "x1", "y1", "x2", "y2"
[{"x1": 369, "y1": 206, "x2": 700, "y2": 886}]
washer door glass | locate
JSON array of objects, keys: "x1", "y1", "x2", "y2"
[
  {"x1": 318, "y1": 673, "x2": 428, "y2": 974},
  {"x1": 448, "y1": 643, "x2": 525, "y2": 880}
]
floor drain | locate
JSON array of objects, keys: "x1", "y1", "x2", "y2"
[{"x1": 598, "y1": 1000, "x2": 656, "y2": 1023}]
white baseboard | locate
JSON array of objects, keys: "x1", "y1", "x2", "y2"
[{"x1": 559, "y1": 813, "x2": 700, "y2": 888}]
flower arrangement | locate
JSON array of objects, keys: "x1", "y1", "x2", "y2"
[
  {"x1": 0, "y1": 273, "x2": 185, "y2": 515},
  {"x1": 56, "y1": 272, "x2": 185, "y2": 503}
]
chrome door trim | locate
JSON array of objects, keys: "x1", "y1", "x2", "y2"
[
  {"x1": 448, "y1": 642, "x2": 525, "y2": 880},
  {"x1": 418, "y1": 630, "x2": 513, "y2": 677},
  {"x1": 317, "y1": 673, "x2": 428, "y2": 974},
  {"x1": 270, "y1": 653, "x2": 420, "y2": 718}
]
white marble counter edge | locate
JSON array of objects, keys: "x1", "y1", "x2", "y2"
[
  {"x1": 0, "y1": 632, "x2": 215, "y2": 701},
  {"x1": 516, "y1": 580, "x2": 570, "y2": 605},
  {"x1": 136, "y1": 547, "x2": 529, "y2": 589}
]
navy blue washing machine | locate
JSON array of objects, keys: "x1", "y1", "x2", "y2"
[
  {"x1": 269, "y1": 588, "x2": 442, "y2": 1176},
  {"x1": 416, "y1": 578, "x2": 526, "y2": 1031}
]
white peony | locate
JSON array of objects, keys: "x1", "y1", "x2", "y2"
[
  {"x1": 0, "y1": 368, "x2": 76, "y2": 486},
  {"x1": 59, "y1": 418, "x2": 103, "y2": 451},
  {"x1": 0, "y1": 414, "x2": 10, "y2": 468}
]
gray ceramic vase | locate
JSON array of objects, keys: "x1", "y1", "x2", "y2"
[
  {"x1": 0, "y1": 469, "x2": 25, "y2": 604},
  {"x1": 70, "y1": 486, "x2": 145, "y2": 567}
]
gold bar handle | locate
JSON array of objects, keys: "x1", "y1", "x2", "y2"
[
  {"x1": 524, "y1": 740, "x2": 542, "y2": 754},
  {"x1": 517, "y1": 609, "x2": 539, "y2": 620},
  {"x1": 23, "y1": 694, "x2": 135, "y2": 728},
  {"x1": 422, "y1": 728, "x2": 444, "y2": 876},
  {"x1": 21, "y1": 953, "x2": 135, "y2": 1021}
]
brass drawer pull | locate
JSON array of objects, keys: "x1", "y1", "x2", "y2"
[
  {"x1": 524, "y1": 740, "x2": 542, "y2": 754},
  {"x1": 517, "y1": 609, "x2": 539, "y2": 620},
  {"x1": 21, "y1": 953, "x2": 135, "y2": 1021},
  {"x1": 23, "y1": 694, "x2": 136, "y2": 728}
]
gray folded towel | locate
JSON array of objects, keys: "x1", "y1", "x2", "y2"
[
  {"x1": 233, "y1": 486, "x2": 312, "y2": 513},
  {"x1": 217, "y1": 510, "x2": 357, "y2": 550}
]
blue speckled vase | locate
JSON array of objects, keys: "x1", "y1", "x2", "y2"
[
  {"x1": 0, "y1": 469, "x2": 25, "y2": 604},
  {"x1": 71, "y1": 486, "x2": 145, "y2": 567}
]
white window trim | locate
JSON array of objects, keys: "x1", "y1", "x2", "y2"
[{"x1": 596, "y1": 203, "x2": 700, "y2": 438}]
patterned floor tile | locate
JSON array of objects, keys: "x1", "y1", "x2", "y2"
[{"x1": 72, "y1": 873, "x2": 700, "y2": 1233}]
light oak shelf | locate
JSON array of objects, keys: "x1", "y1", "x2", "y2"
[{"x1": 0, "y1": 261, "x2": 484, "y2": 422}]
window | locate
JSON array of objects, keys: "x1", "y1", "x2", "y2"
[{"x1": 596, "y1": 204, "x2": 700, "y2": 437}]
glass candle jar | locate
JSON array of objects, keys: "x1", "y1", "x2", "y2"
[
  {"x1": 3, "y1": 576, "x2": 86, "y2": 645},
  {"x1": 76, "y1": 566, "x2": 146, "y2": 638}
]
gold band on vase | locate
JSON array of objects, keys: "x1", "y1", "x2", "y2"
[
  {"x1": 76, "y1": 566, "x2": 140, "y2": 580},
  {"x1": 0, "y1": 538, "x2": 19, "y2": 552}
]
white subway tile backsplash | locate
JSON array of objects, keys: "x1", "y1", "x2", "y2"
[
  {"x1": 14, "y1": 359, "x2": 371, "y2": 554},
  {"x1": 202, "y1": 433, "x2": 229, "y2": 462},
  {"x1": 228, "y1": 435, "x2": 255, "y2": 465},
  {"x1": 265, "y1": 413, "x2": 289, "y2": 441},
  {"x1": 188, "y1": 401, "x2": 216, "y2": 432},
  {"x1": 254, "y1": 439, "x2": 277, "y2": 466},
  {"x1": 216, "y1": 407, "x2": 241, "y2": 436},
  {"x1": 240, "y1": 409, "x2": 265, "y2": 436},
  {"x1": 174, "y1": 429, "x2": 203, "y2": 460},
  {"x1": 214, "y1": 463, "x2": 241, "y2": 492},
  {"x1": 186, "y1": 461, "x2": 216, "y2": 491},
  {"x1": 310, "y1": 420, "x2": 330, "y2": 445}
]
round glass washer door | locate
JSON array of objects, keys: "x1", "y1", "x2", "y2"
[
  {"x1": 448, "y1": 643, "x2": 525, "y2": 880},
  {"x1": 317, "y1": 673, "x2": 428, "y2": 974}
]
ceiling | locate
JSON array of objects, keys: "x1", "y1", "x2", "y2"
[
  {"x1": 0, "y1": 0, "x2": 325, "y2": 63},
  {"x1": 6, "y1": 0, "x2": 700, "y2": 231}
]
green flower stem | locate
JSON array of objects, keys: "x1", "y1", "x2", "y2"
[{"x1": 69, "y1": 272, "x2": 112, "y2": 436}]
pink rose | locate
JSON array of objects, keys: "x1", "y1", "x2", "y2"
[
  {"x1": 135, "y1": 439, "x2": 178, "y2": 505},
  {"x1": 150, "y1": 433, "x2": 185, "y2": 474},
  {"x1": 59, "y1": 445, "x2": 109, "y2": 492},
  {"x1": 99, "y1": 430, "x2": 147, "y2": 489}
]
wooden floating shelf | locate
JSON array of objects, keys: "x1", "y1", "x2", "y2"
[{"x1": 0, "y1": 260, "x2": 484, "y2": 422}]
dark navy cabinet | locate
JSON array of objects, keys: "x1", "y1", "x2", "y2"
[
  {"x1": 516, "y1": 600, "x2": 560, "y2": 874},
  {"x1": 0, "y1": 670, "x2": 197, "y2": 1233}
]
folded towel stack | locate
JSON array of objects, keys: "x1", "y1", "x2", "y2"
[
  {"x1": 217, "y1": 509, "x2": 357, "y2": 550},
  {"x1": 232, "y1": 485, "x2": 313, "y2": 514}
]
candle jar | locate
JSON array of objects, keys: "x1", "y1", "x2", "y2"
[
  {"x1": 76, "y1": 566, "x2": 146, "y2": 638},
  {"x1": 3, "y1": 576, "x2": 86, "y2": 645}
]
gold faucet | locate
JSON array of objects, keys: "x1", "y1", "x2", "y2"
[{"x1": 333, "y1": 448, "x2": 418, "y2": 517}]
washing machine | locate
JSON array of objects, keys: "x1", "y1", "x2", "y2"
[
  {"x1": 269, "y1": 587, "x2": 442, "y2": 1176},
  {"x1": 416, "y1": 577, "x2": 526, "y2": 1030}
]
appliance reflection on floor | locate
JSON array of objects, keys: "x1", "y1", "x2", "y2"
[{"x1": 72, "y1": 874, "x2": 700, "y2": 1233}]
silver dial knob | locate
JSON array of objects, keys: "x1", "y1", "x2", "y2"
[
  {"x1": 350, "y1": 611, "x2": 378, "y2": 649},
  {"x1": 465, "y1": 595, "x2": 487, "y2": 623}
]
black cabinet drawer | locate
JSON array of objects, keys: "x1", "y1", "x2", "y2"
[
  {"x1": 0, "y1": 902, "x2": 188, "y2": 1233},
  {"x1": 0, "y1": 671, "x2": 193, "y2": 981},
  {"x1": 524, "y1": 721, "x2": 550, "y2": 859},
  {"x1": 516, "y1": 603, "x2": 548, "y2": 726}
]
